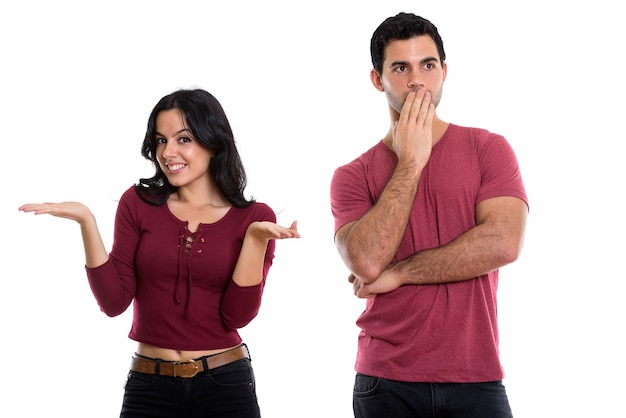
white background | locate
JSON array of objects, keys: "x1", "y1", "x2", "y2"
[{"x1": 2, "y1": 1, "x2": 624, "y2": 417}]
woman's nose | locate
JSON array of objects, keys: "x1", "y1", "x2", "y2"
[{"x1": 162, "y1": 142, "x2": 177, "y2": 159}]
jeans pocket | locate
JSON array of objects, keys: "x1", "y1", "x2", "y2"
[
  {"x1": 475, "y1": 380, "x2": 507, "y2": 394},
  {"x1": 124, "y1": 371, "x2": 155, "y2": 390},
  {"x1": 209, "y1": 359, "x2": 255, "y2": 388},
  {"x1": 353, "y1": 373, "x2": 380, "y2": 396}
]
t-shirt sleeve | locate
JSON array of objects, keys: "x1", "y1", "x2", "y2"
[
  {"x1": 330, "y1": 160, "x2": 373, "y2": 235},
  {"x1": 476, "y1": 133, "x2": 528, "y2": 208}
]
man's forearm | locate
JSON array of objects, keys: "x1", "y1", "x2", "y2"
[
  {"x1": 338, "y1": 159, "x2": 421, "y2": 282},
  {"x1": 389, "y1": 211, "x2": 524, "y2": 285}
]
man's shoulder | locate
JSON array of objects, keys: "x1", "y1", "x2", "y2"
[
  {"x1": 447, "y1": 123, "x2": 503, "y2": 139},
  {"x1": 336, "y1": 140, "x2": 388, "y2": 170}
]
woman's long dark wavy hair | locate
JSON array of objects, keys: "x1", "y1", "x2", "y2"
[{"x1": 134, "y1": 89, "x2": 254, "y2": 207}]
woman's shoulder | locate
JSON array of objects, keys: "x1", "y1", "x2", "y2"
[
  {"x1": 234, "y1": 201, "x2": 276, "y2": 222},
  {"x1": 118, "y1": 185, "x2": 143, "y2": 204},
  {"x1": 117, "y1": 185, "x2": 159, "y2": 212}
]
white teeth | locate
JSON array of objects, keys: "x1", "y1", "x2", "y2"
[{"x1": 167, "y1": 163, "x2": 186, "y2": 171}]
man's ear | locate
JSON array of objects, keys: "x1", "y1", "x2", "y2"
[{"x1": 370, "y1": 69, "x2": 384, "y2": 92}]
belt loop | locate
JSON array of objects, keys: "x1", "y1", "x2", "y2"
[
  {"x1": 155, "y1": 358, "x2": 162, "y2": 376},
  {"x1": 242, "y1": 343, "x2": 251, "y2": 361},
  {"x1": 200, "y1": 357, "x2": 209, "y2": 374}
]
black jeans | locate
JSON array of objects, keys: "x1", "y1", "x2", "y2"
[
  {"x1": 353, "y1": 373, "x2": 513, "y2": 418},
  {"x1": 120, "y1": 357, "x2": 260, "y2": 417}
]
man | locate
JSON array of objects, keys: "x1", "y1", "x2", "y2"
[{"x1": 330, "y1": 12, "x2": 528, "y2": 417}]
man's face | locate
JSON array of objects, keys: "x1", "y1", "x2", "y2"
[{"x1": 373, "y1": 35, "x2": 447, "y2": 115}]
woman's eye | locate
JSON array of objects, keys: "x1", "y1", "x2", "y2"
[
  {"x1": 179, "y1": 136, "x2": 192, "y2": 143},
  {"x1": 156, "y1": 137, "x2": 166, "y2": 144}
]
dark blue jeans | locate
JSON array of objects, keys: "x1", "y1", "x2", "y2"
[
  {"x1": 120, "y1": 357, "x2": 260, "y2": 417},
  {"x1": 353, "y1": 373, "x2": 513, "y2": 418}
]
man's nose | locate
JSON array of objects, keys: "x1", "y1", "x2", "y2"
[{"x1": 407, "y1": 73, "x2": 424, "y2": 90}]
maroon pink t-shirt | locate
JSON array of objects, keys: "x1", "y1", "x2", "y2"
[
  {"x1": 86, "y1": 186, "x2": 276, "y2": 351},
  {"x1": 330, "y1": 124, "x2": 528, "y2": 382}
]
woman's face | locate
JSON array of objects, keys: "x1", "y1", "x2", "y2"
[{"x1": 155, "y1": 108, "x2": 213, "y2": 188}]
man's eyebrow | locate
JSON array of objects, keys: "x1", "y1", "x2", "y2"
[
  {"x1": 421, "y1": 56, "x2": 439, "y2": 65},
  {"x1": 389, "y1": 56, "x2": 439, "y2": 68},
  {"x1": 389, "y1": 60, "x2": 410, "y2": 68}
]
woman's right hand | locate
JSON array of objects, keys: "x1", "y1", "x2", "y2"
[
  {"x1": 19, "y1": 201, "x2": 109, "y2": 267},
  {"x1": 19, "y1": 201, "x2": 94, "y2": 225}
]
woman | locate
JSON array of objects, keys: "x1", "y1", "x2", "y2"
[{"x1": 19, "y1": 88, "x2": 300, "y2": 417}]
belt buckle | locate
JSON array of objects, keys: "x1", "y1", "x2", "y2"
[{"x1": 173, "y1": 359, "x2": 199, "y2": 378}]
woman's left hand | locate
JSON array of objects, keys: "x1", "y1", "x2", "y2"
[{"x1": 246, "y1": 221, "x2": 300, "y2": 242}]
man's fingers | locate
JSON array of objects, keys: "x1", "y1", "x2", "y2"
[
  {"x1": 399, "y1": 90, "x2": 418, "y2": 124},
  {"x1": 416, "y1": 90, "x2": 432, "y2": 123}
]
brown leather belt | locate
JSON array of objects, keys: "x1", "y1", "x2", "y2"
[{"x1": 130, "y1": 344, "x2": 249, "y2": 378}]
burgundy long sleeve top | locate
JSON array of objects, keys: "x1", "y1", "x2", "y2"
[{"x1": 86, "y1": 186, "x2": 276, "y2": 351}]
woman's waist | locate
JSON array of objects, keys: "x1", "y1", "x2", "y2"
[
  {"x1": 136, "y1": 342, "x2": 243, "y2": 361},
  {"x1": 129, "y1": 318, "x2": 242, "y2": 357}
]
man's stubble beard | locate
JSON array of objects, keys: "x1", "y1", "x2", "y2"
[{"x1": 385, "y1": 88, "x2": 443, "y2": 115}]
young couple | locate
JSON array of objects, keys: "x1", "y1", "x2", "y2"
[{"x1": 20, "y1": 12, "x2": 527, "y2": 418}]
